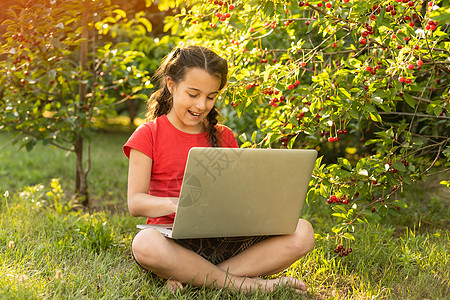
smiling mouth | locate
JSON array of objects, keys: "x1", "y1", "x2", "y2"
[{"x1": 188, "y1": 110, "x2": 202, "y2": 117}]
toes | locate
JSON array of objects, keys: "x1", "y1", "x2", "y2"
[{"x1": 165, "y1": 279, "x2": 183, "y2": 293}]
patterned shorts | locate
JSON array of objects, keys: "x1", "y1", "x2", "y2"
[
  {"x1": 131, "y1": 234, "x2": 270, "y2": 270},
  {"x1": 174, "y1": 235, "x2": 270, "y2": 265}
]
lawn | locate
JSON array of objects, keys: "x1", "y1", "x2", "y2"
[{"x1": 0, "y1": 131, "x2": 448, "y2": 299}]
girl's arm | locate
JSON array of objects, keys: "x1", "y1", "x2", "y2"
[{"x1": 127, "y1": 148, "x2": 178, "y2": 218}]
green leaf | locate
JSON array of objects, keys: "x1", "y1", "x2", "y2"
[
  {"x1": 338, "y1": 157, "x2": 352, "y2": 171},
  {"x1": 403, "y1": 93, "x2": 416, "y2": 108},
  {"x1": 392, "y1": 200, "x2": 407, "y2": 208},
  {"x1": 338, "y1": 88, "x2": 351, "y2": 99},
  {"x1": 306, "y1": 188, "x2": 316, "y2": 204},
  {"x1": 238, "y1": 133, "x2": 247, "y2": 143},
  {"x1": 392, "y1": 161, "x2": 406, "y2": 172},
  {"x1": 369, "y1": 111, "x2": 382, "y2": 123},
  {"x1": 343, "y1": 233, "x2": 355, "y2": 240},
  {"x1": 332, "y1": 213, "x2": 347, "y2": 219}
]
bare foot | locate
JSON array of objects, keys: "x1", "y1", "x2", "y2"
[
  {"x1": 165, "y1": 279, "x2": 183, "y2": 293},
  {"x1": 250, "y1": 276, "x2": 307, "y2": 294}
]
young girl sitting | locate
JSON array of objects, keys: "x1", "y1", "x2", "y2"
[{"x1": 123, "y1": 45, "x2": 315, "y2": 293}]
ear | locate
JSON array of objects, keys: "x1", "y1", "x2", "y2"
[{"x1": 166, "y1": 77, "x2": 175, "y2": 94}]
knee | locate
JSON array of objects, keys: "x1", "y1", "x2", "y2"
[
  {"x1": 132, "y1": 229, "x2": 168, "y2": 270},
  {"x1": 291, "y1": 219, "x2": 315, "y2": 256}
]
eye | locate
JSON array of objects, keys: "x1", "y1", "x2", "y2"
[
  {"x1": 188, "y1": 93, "x2": 198, "y2": 98},
  {"x1": 207, "y1": 96, "x2": 216, "y2": 101}
]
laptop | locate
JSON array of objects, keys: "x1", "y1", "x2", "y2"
[{"x1": 137, "y1": 147, "x2": 317, "y2": 239}]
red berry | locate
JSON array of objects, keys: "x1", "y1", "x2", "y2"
[
  {"x1": 328, "y1": 137, "x2": 334, "y2": 142},
  {"x1": 405, "y1": 78, "x2": 411, "y2": 84},
  {"x1": 288, "y1": 84, "x2": 294, "y2": 90},
  {"x1": 327, "y1": 198, "x2": 333, "y2": 204},
  {"x1": 300, "y1": 62, "x2": 306, "y2": 67},
  {"x1": 408, "y1": 1, "x2": 414, "y2": 6},
  {"x1": 366, "y1": 66, "x2": 372, "y2": 72},
  {"x1": 342, "y1": 199, "x2": 349, "y2": 205},
  {"x1": 417, "y1": 60, "x2": 423, "y2": 66},
  {"x1": 359, "y1": 38, "x2": 367, "y2": 45},
  {"x1": 409, "y1": 22, "x2": 415, "y2": 27},
  {"x1": 337, "y1": 244, "x2": 344, "y2": 250},
  {"x1": 332, "y1": 42, "x2": 337, "y2": 48},
  {"x1": 326, "y1": 3, "x2": 332, "y2": 8},
  {"x1": 347, "y1": 248, "x2": 352, "y2": 253},
  {"x1": 228, "y1": 4, "x2": 235, "y2": 10},
  {"x1": 407, "y1": 64, "x2": 414, "y2": 70},
  {"x1": 334, "y1": 248, "x2": 339, "y2": 253},
  {"x1": 399, "y1": 77, "x2": 405, "y2": 83}
]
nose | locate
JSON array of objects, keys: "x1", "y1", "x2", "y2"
[{"x1": 194, "y1": 97, "x2": 207, "y2": 111}]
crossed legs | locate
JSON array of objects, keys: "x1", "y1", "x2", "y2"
[{"x1": 131, "y1": 219, "x2": 315, "y2": 293}]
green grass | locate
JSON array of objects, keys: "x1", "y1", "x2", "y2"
[{"x1": 0, "y1": 131, "x2": 449, "y2": 299}]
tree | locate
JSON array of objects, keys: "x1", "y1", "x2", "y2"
[
  {"x1": 0, "y1": 0, "x2": 151, "y2": 205},
  {"x1": 163, "y1": 0, "x2": 449, "y2": 250}
]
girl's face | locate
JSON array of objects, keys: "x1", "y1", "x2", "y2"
[{"x1": 166, "y1": 67, "x2": 221, "y2": 134}]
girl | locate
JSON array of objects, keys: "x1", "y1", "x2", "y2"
[{"x1": 123, "y1": 45, "x2": 315, "y2": 293}]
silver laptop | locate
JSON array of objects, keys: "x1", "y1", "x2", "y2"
[{"x1": 137, "y1": 147, "x2": 317, "y2": 239}]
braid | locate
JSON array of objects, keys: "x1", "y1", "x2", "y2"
[
  {"x1": 205, "y1": 106, "x2": 220, "y2": 147},
  {"x1": 146, "y1": 86, "x2": 172, "y2": 120}
]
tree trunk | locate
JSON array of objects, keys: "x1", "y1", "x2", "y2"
[
  {"x1": 75, "y1": 135, "x2": 89, "y2": 206},
  {"x1": 76, "y1": 1, "x2": 90, "y2": 206},
  {"x1": 126, "y1": 100, "x2": 140, "y2": 125}
]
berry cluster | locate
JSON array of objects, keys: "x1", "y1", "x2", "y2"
[
  {"x1": 207, "y1": 1, "x2": 234, "y2": 25},
  {"x1": 334, "y1": 244, "x2": 352, "y2": 257},
  {"x1": 327, "y1": 195, "x2": 349, "y2": 205}
]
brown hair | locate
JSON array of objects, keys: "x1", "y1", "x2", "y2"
[{"x1": 146, "y1": 45, "x2": 228, "y2": 147}]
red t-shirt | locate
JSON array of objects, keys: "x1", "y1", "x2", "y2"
[{"x1": 123, "y1": 114, "x2": 238, "y2": 224}]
